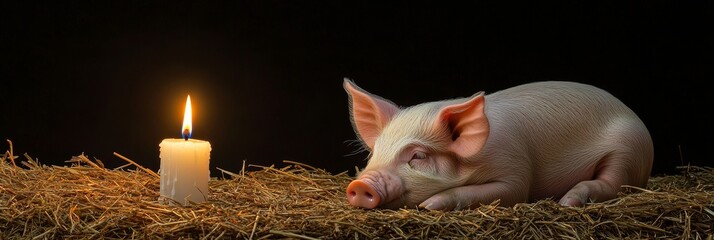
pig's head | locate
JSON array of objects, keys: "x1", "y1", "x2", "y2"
[{"x1": 343, "y1": 79, "x2": 489, "y2": 209}]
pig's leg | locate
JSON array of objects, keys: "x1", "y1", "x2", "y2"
[
  {"x1": 419, "y1": 181, "x2": 526, "y2": 210},
  {"x1": 560, "y1": 120, "x2": 653, "y2": 207},
  {"x1": 558, "y1": 156, "x2": 628, "y2": 207}
]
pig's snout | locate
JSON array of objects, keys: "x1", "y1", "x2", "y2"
[
  {"x1": 346, "y1": 180, "x2": 381, "y2": 209},
  {"x1": 346, "y1": 171, "x2": 403, "y2": 209}
]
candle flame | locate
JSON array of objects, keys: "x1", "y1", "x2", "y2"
[{"x1": 182, "y1": 95, "x2": 192, "y2": 140}]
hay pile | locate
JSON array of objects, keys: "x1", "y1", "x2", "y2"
[{"x1": 1, "y1": 150, "x2": 713, "y2": 239}]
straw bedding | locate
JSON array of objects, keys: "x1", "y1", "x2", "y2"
[{"x1": 1, "y1": 150, "x2": 712, "y2": 239}]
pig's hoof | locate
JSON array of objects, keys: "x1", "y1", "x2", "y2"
[
  {"x1": 558, "y1": 197, "x2": 584, "y2": 207},
  {"x1": 419, "y1": 195, "x2": 453, "y2": 211}
]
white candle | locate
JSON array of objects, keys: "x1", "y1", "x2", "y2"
[{"x1": 159, "y1": 95, "x2": 211, "y2": 205}]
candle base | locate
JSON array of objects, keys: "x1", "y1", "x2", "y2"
[
  {"x1": 158, "y1": 195, "x2": 208, "y2": 206},
  {"x1": 159, "y1": 138, "x2": 211, "y2": 206},
  {"x1": 158, "y1": 195, "x2": 179, "y2": 206}
]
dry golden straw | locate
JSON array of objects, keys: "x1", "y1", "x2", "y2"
[{"x1": 0, "y1": 146, "x2": 712, "y2": 239}]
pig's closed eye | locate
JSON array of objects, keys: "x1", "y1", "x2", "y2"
[
  {"x1": 412, "y1": 152, "x2": 427, "y2": 160},
  {"x1": 408, "y1": 151, "x2": 428, "y2": 168}
]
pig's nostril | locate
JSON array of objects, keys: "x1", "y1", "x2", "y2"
[{"x1": 346, "y1": 180, "x2": 381, "y2": 208}]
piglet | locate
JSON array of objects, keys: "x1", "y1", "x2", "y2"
[{"x1": 343, "y1": 79, "x2": 653, "y2": 210}]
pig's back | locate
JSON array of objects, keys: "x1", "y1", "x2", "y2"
[
  {"x1": 482, "y1": 81, "x2": 651, "y2": 200},
  {"x1": 484, "y1": 81, "x2": 634, "y2": 144}
]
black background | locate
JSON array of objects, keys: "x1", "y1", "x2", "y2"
[{"x1": 1, "y1": 1, "x2": 711, "y2": 177}]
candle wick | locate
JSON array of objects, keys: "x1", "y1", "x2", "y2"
[{"x1": 183, "y1": 129, "x2": 190, "y2": 141}]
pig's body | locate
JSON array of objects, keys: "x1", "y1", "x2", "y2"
[
  {"x1": 477, "y1": 82, "x2": 652, "y2": 202},
  {"x1": 344, "y1": 80, "x2": 653, "y2": 210}
]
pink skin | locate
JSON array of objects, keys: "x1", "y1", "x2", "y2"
[
  {"x1": 346, "y1": 170, "x2": 404, "y2": 209},
  {"x1": 342, "y1": 79, "x2": 653, "y2": 210},
  {"x1": 346, "y1": 145, "x2": 466, "y2": 209}
]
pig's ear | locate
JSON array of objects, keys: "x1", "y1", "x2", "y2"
[
  {"x1": 344, "y1": 78, "x2": 400, "y2": 150},
  {"x1": 435, "y1": 92, "x2": 489, "y2": 158}
]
